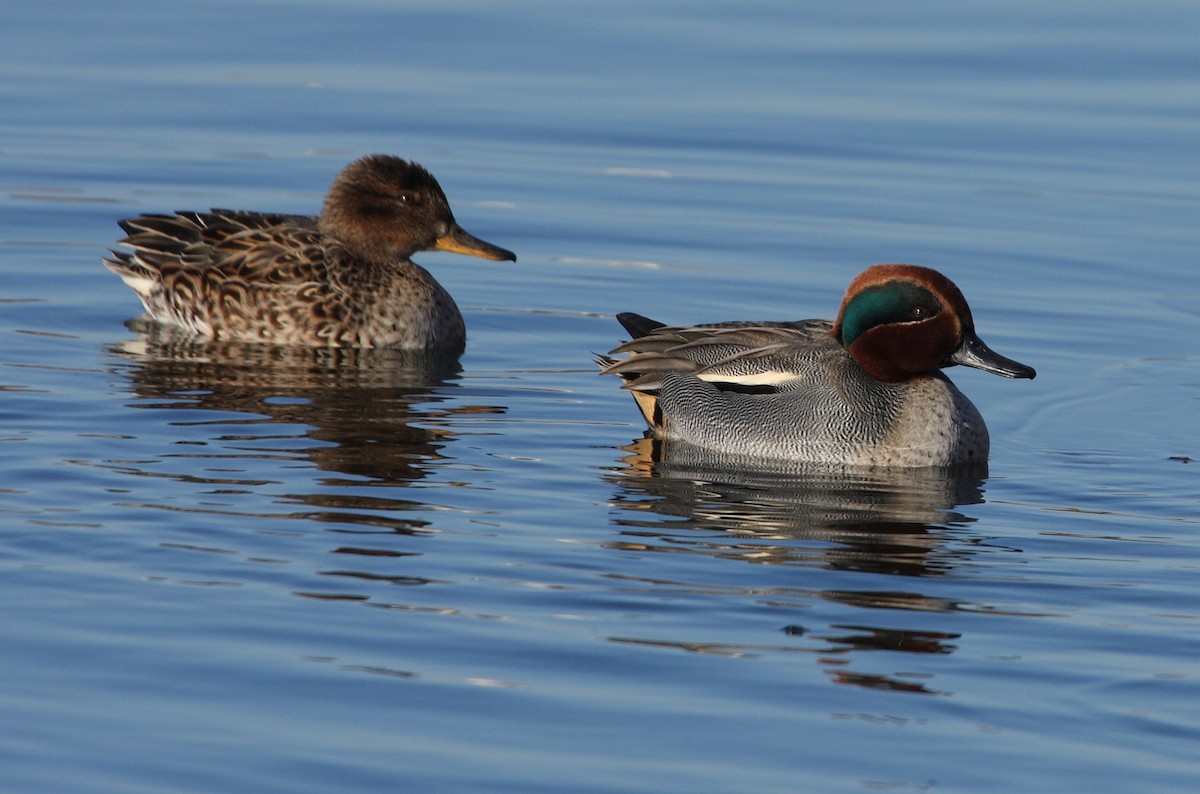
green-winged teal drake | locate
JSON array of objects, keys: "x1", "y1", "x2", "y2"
[
  {"x1": 599, "y1": 264, "x2": 1036, "y2": 467},
  {"x1": 103, "y1": 154, "x2": 516, "y2": 350}
]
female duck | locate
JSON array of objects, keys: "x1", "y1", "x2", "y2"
[
  {"x1": 599, "y1": 264, "x2": 1036, "y2": 467},
  {"x1": 104, "y1": 154, "x2": 515, "y2": 350}
]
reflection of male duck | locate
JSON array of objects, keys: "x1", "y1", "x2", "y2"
[
  {"x1": 604, "y1": 438, "x2": 988, "y2": 694},
  {"x1": 607, "y1": 436, "x2": 986, "y2": 579},
  {"x1": 601, "y1": 265, "x2": 1035, "y2": 466}
]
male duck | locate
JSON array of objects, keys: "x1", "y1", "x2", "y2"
[
  {"x1": 599, "y1": 264, "x2": 1036, "y2": 467},
  {"x1": 103, "y1": 154, "x2": 516, "y2": 350}
]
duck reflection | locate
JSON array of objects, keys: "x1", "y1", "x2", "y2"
[
  {"x1": 607, "y1": 436, "x2": 987, "y2": 578},
  {"x1": 603, "y1": 437, "x2": 994, "y2": 693},
  {"x1": 816, "y1": 623, "x2": 960, "y2": 694},
  {"x1": 105, "y1": 322, "x2": 509, "y2": 602},
  {"x1": 109, "y1": 320, "x2": 504, "y2": 486}
]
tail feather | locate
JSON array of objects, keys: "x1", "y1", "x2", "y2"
[{"x1": 615, "y1": 312, "x2": 666, "y2": 339}]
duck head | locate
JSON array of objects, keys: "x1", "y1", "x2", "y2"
[
  {"x1": 831, "y1": 264, "x2": 1036, "y2": 383},
  {"x1": 318, "y1": 154, "x2": 516, "y2": 265}
]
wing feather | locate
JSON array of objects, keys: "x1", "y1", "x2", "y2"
[{"x1": 601, "y1": 315, "x2": 838, "y2": 393}]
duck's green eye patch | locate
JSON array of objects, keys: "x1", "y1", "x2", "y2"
[{"x1": 839, "y1": 282, "x2": 941, "y2": 345}]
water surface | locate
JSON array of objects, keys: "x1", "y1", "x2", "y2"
[{"x1": 2, "y1": 1, "x2": 1198, "y2": 792}]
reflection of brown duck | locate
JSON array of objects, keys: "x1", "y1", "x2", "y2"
[
  {"x1": 104, "y1": 155, "x2": 515, "y2": 351},
  {"x1": 112, "y1": 326, "x2": 504, "y2": 485},
  {"x1": 106, "y1": 325, "x2": 514, "y2": 603}
]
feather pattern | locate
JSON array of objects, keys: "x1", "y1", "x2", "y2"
[
  {"x1": 604, "y1": 318, "x2": 836, "y2": 390},
  {"x1": 103, "y1": 155, "x2": 515, "y2": 350},
  {"x1": 599, "y1": 265, "x2": 1035, "y2": 467}
]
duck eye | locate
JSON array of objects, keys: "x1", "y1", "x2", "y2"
[
  {"x1": 910, "y1": 300, "x2": 942, "y2": 321},
  {"x1": 394, "y1": 191, "x2": 420, "y2": 205}
]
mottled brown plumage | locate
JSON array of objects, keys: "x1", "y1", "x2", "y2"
[{"x1": 103, "y1": 155, "x2": 515, "y2": 350}]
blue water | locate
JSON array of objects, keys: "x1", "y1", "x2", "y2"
[{"x1": 2, "y1": 1, "x2": 1198, "y2": 792}]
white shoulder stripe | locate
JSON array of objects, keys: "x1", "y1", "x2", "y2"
[{"x1": 696, "y1": 369, "x2": 799, "y2": 387}]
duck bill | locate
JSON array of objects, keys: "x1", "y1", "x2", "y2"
[
  {"x1": 948, "y1": 331, "x2": 1037, "y2": 379},
  {"x1": 432, "y1": 224, "x2": 516, "y2": 262}
]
